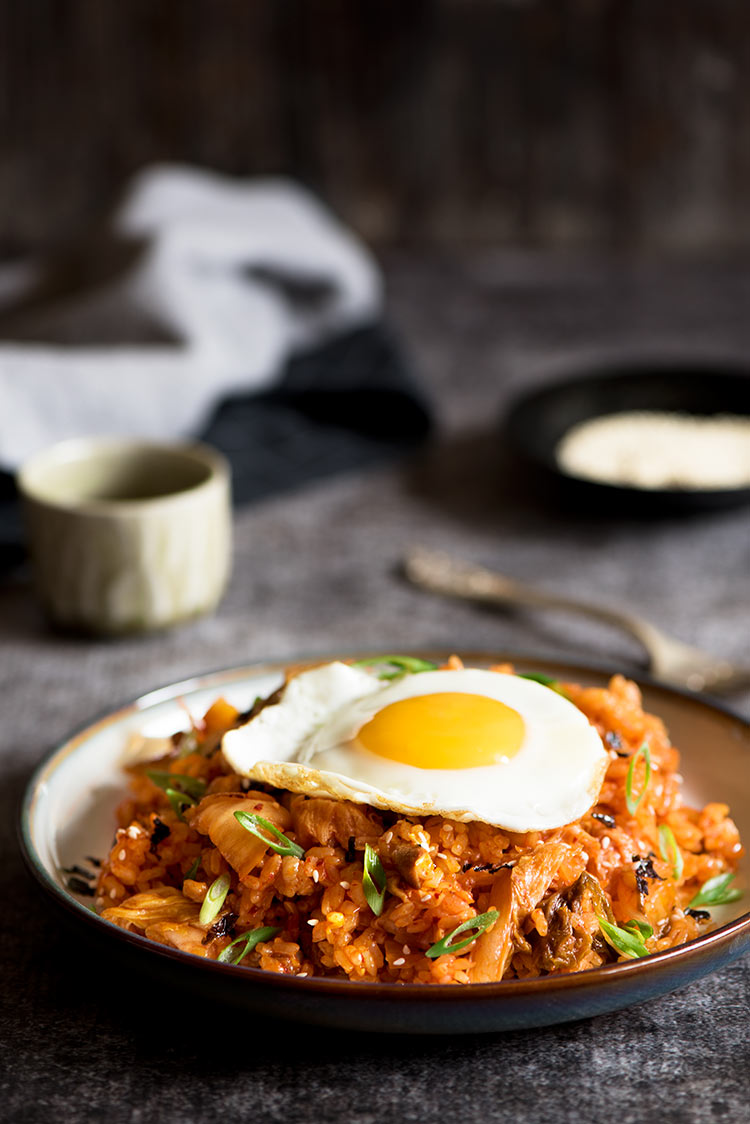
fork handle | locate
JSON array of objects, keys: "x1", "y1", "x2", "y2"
[{"x1": 404, "y1": 548, "x2": 665, "y2": 665}]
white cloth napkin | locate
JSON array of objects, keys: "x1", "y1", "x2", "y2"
[{"x1": 0, "y1": 165, "x2": 382, "y2": 470}]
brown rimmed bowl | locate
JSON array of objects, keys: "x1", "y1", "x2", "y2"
[{"x1": 19, "y1": 652, "x2": 750, "y2": 1034}]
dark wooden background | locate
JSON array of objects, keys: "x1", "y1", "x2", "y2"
[{"x1": 2, "y1": 0, "x2": 749, "y2": 254}]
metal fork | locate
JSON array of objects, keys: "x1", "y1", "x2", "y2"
[{"x1": 404, "y1": 546, "x2": 750, "y2": 694}]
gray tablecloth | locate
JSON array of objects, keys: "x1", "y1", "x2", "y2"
[{"x1": 3, "y1": 253, "x2": 750, "y2": 1124}]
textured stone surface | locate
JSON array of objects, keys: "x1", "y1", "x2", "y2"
[{"x1": 3, "y1": 253, "x2": 750, "y2": 1123}]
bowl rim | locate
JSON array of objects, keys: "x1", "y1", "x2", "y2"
[
  {"x1": 16, "y1": 436, "x2": 230, "y2": 517},
  {"x1": 19, "y1": 649, "x2": 750, "y2": 1003}
]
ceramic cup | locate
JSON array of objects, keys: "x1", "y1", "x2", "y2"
[{"x1": 17, "y1": 437, "x2": 232, "y2": 634}]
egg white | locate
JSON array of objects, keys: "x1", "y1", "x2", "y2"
[{"x1": 221, "y1": 661, "x2": 608, "y2": 831}]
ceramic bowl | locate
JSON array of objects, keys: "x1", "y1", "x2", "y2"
[
  {"x1": 19, "y1": 652, "x2": 750, "y2": 1034},
  {"x1": 504, "y1": 364, "x2": 750, "y2": 514},
  {"x1": 16, "y1": 437, "x2": 232, "y2": 633}
]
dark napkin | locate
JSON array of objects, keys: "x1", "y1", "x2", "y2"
[{"x1": 0, "y1": 323, "x2": 430, "y2": 568}]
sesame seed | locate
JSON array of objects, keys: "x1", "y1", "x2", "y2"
[
  {"x1": 307, "y1": 919, "x2": 318, "y2": 927},
  {"x1": 109, "y1": 888, "x2": 117, "y2": 899},
  {"x1": 403, "y1": 945, "x2": 411, "y2": 954},
  {"x1": 312, "y1": 870, "x2": 319, "y2": 883},
  {"x1": 581, "y1": 851, "x2": 589, "y2": 862},
  {"x1": 601, "y1": 836, "x2": 611, "y2": 849},
  {"x1": 298, "y1": 972, "x2": 308, "y2": 978},
  {"x1": 127, "y1": 825, "x2": 141, "y2": 839},
  {"x1": 117, "y1": 849, "x2": 127, "y2": 861},
  {"x1": 340, "y1": 881, "x2": 350, "y2": 889},
  {"x1": 393, "y1": 957, "x2": 405, "y2": 966}
]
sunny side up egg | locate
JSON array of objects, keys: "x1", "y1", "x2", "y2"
[{"x1": 221, "y1": 662, "x2": 609, "y2": 832}]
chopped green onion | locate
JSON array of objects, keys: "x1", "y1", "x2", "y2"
[
  {"x1": 166, "y1": 787, "x2": 198, "y2": 820},
  {"x1": 625, "y1": 742, "x2": 651, "y2": 816},
  {"x1": 352, "y1": 655, "x2": 438, "y2": 681},
  {"x1": 518, "y1": 672, "x2": 569, "y2": 698},
  {"x1": 217, "y1": 925, "x2": 281, "y2": 966},
  {"x1": 622, "y1": 918, "x2": 654, "y2": 941},
  {"x1": 362, "y1": 844, "x2": 387, "y2": 916},
  {"x1": 658, "y1": 824, "x2": 684, "y2": 881},
  {"x1": 688, "y1": 872, "x2": 743, "y2": 908},
  {"x1": 598, "y1": 917, "x2": 651, "y2": 959},
  {"x1": 519, "y1": 671, "x2": 557, "y2": 686},
  {"x1": 199, "y1": 873, "x2": 231, "y2": 925},
  {"x1": 426, "y1": 909, "x2": 499, "y2": 959},
  {"x1": 233, "y1": 810, "x2": 305, "y2": 859},
  {"x1": 176, "y1": 731, "x2": 201, "y2": 758},
  {"x1": 184, "y1": 855, "x2": 201, "y2": 882},
  {"x1": 147, "y1": 771, "x2": 207, "y2": 801}
]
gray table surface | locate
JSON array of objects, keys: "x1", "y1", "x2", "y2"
[{"x1": 3, "y1": 252, "x2": 750, "y2": 1123}]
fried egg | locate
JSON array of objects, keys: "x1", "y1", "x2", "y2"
[{"x1": 221, "y1": 661, "x2": 608, "y2": 831}]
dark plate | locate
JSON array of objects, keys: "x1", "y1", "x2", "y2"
[
  {"x1": 19, "y1": 652, "x2": 750, "y2": 1034},
  {"x1": 504, "y1": 364, "x2": 750, "y2": 513}
]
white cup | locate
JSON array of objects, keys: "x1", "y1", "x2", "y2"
[{"x1": 17, "y1": 437, "x2": 232, "y2": 634}]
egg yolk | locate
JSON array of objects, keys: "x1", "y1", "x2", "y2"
[{"x1": 357, "y1": 692, "x2": 525, "y2": 770}]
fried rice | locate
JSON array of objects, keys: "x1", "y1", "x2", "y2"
[{"x1": 96, "y1": 660, "x2": 743, "y2": 983}]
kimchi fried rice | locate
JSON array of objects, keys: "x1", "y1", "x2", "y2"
[{"x1": 95, "y1": 658, "x2": 743, "y2": 983}]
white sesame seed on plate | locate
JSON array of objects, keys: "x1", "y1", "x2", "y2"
[
  {"x1": 403, "y1": 945, "x2": 411, "y2": 954},
  {"x1": 601, "y1": 836, "x2": 611, "y2": 849},
  {"x1": 298, "y1": 972, "x2": 308, "y2": 978},
  {"x1": 126, "y1": 825, "x2": 141, "y2": 839},
  {"x1": 312, "y1": 869, "x2": 319, "y2": 882},
  {"x1": 393, "y1": 957, "x2": 405, "y2": 966},
  {"x1": 117, "y1": 849, "x2": 126, "y2": 861},
  {"x1": 307, "y1": 918, "x2": 318, "y2": 926},
  {"x1": 109, "y1": 888, "x2": 117, "y2": 898}
]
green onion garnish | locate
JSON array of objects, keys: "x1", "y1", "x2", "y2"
[
  {"x1": 352, "y1": 655, "x2": 438, "y2": 681},
  {"x1": 519, "y1": 672, "x2": 557, "y2": 686},
  {"x1": 166, "y1": 787, "x2": 198, "y2": 820},
  {"x1": 362, "y1": 844, "x2": 387, "y2": 916},
  {"x1": 622, "y1": 918, "x2": 654, "y2": 941},
  {"x1": 199, "y1": 873, "x2": 231, "y2": 925},
  {"x1": 598, "y1": 917, "x2": 651, "y2": 959},
  {"x1": 176, "y1": 731, "x2": 201, "y2": 758},
  {"x1": 147, "y1": 771, "x2": 207, "y2": 801},
  {"x1": 625, "y1": 742, "x2": 651, "y2": 816},
  {"x1": 217, "y1": 925, "x2": 281, "y2": 966},
  {"x1": 425, "y1": 909, "x2": 499, "y2": 959},
  {"x1": 658, "y1": 824, "x2": 684, "y2": 881},
  {"x1": 233, "y1": 810, "x2": 305, "y2": 859},
  {"x1": 518, "y1": 672, "x2": 569, "y2": 698},
  {"x1": 184, "y1": 855, "x2": 201, "y2": 882},
  {"x1": 688, "y1": 872, "x2": 742, "y2": 908}
]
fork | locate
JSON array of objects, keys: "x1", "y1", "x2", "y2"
[{"x1": 404, "y1": 546, "x2": 750, "y2": 695}]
